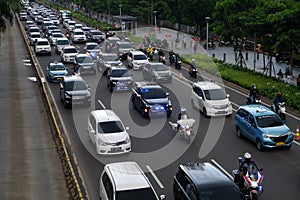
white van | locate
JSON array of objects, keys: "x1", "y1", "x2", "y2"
[
  {"x1": 99, "y1": 162, "x2": 165, "y2": 200},
  {"x1": 191, "y1": 81, "x2": 233, "y2": 117}
]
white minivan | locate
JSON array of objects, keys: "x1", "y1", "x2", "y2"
[
  {"x1": 191, "y1": 81, "x2": 233, "y2": 117},
  {"x1": 99, "y1": 161, "x2": 165, "y2": 200}
]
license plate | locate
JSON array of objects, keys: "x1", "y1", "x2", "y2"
[
  {"x1": 110, "y1": 147, "x2": 122, "y2": 152},
  {"x1": 56, "y1": 77, "x2": 63, "y2": 80},
  {"x1": 276, "y1": 142, "x2": 285, "y2": 146}
]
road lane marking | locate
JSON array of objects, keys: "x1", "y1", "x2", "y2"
[
  {"x1": 146, "y1": 165, "x2": 165, "y2": 189},
  {"x1": 293, "y1": 140, "x2": 300, "y2": 145},
  {"x1": 97, "y1": 100, "x2": 106, "y2": 109},
  {"x1": 210, "y1": 159, "x2": 234, "y2": 180}
]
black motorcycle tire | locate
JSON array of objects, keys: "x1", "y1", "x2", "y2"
[{"x1": 250, "y1": 192, "x2": 258, "y2": 200}]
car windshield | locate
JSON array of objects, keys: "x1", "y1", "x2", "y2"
[
  {"x1": 77, "y1": 56, "x2": 93, "y2": 64},
  {"x1": 255, "y1": 114, "x2": 284, "y2": 128},
  {"x1": 134, "y1": 54, "x2": 147, "y2": 60},
  {"x1": 102, "y1": 55, "x2": 119, "y2": 61},
  {"x1": 37, "y1": 41, "x2": 49, "y2": 45},
  {"x1": 204, "y1": 88, "x2": 227, "y2": 100},
  {"x1": 92, "y1": 31, "x2": 102, "y2": 35},
  {"x1": 140, "y1": 88, "x2": 167, "y2": 99},
  {"x1": 119, "y1": 43, "x2": 132, "y2": 48},
  {"x1": 74, "y1": 31, "x2": 84, "y2": 35},
  {"x1": 199, "y1": 186, "x2": 243, "y2": 200},
  {"x1": 151, "y1": 64, "x2": 168, "y2": 71},
  {"x1": 49, "y1": 64, "x2": 65, "y2": 71},
  {"x1": 116, "y1": 188, "x2": 157, "y2": 200},
  {"x1": 111, "y1": 69, "x2": 130, "y2": 77},
  {"x1": 64, "y1": 48, "x2": 77, "y2": 53},
  {"x1": 65, "y1": 80, "x2": 87, "y2": 91},
  {"x1": 57, "y1": 40, "x2": 69, "y2": 45},
  {"x1": 86, "y1": 44, "x2": 100, "y2": 50},
  {"x1": 98, "y1": 121, "x2": 124, "y2": 133}
]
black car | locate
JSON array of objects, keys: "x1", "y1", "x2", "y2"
[
  {"x1": 142, "y1": 62, "x2": 172, "y2": 83},
  {"x1": 106, "y1": 67, "x2": 133, "y2": 93},
  {"x1": 173, "y1": 162, "x2": 244, "y2": 200},
  {"x1": 131, "y1": 81, "x2": 172, "y2": 118},
  {"x1": 59, "y1": 76, "x2": 91, "y2": 108}
]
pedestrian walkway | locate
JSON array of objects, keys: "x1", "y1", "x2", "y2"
[
  {"x1": 0, "y1": 18, "x2": 69, "y2": 199},
  {"x1": 135, "y1": 27, "x2": 300, "y2": 86}
]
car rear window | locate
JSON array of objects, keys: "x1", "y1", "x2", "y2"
[
  {"x1": 140, "y1": 88, "x2": 167, "y2": 99},
  {"x1": 199, "y1": 186, "x2": 243, "y2": 200},
  {"x1": 37, "y1": 41, "x2": 49, "y2": 45},
  {"x1": 116, "y1": 187, "x2": 157, "y2": 200}
]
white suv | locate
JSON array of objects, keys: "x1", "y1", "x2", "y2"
[
  {"x1": 87, "y1": 109, "x2": 131, "y2": 154},
  {"x1": 191, "y1": 81, "x2": 233, "y2": 117},
  {"x1": 71, "y1": 28, "x2": 86, "y2": 43},
  {"x1": 99, "y1": 161, "x2": 165, "y2": 200},
  {"x1": 127, "y1": 50, "x2": 149, "y2": 70},
  {"x1": 60, "y1": 46, "x2": 78, "y2": 63},
  {"x1": 34, "y1": 38, "x2": 51, "y2": 55}
]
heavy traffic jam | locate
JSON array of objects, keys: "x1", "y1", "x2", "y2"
[{"x1": 18, "y1": 1, "x2": 299, "y2": 200}]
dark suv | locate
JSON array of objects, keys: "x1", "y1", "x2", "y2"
[
  {"x1": 106, "y1": 67, "x2": 133, "y2": 93},
  {"x1": 131, "y1": 82, "x2": 172, "y2": 118},
  {"x1": 173, "y1": 162, "x2": 244, "y2": 200},
  {"x1": 59, "y1": 76, "x2": 91, "y2": 108}
]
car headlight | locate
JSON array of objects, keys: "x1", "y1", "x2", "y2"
[
  {"x1": 262, "y1": 133, "x2": 272, "y2": 138},
  {"x1": 97, "y1": 138, "x2": 107, "y2": 146},
  {"x1": 125, "y1": 137, "x2": 130, "y2": 144}
]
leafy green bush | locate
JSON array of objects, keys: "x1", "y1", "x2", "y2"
[{"x1": 181, "y1": 54, "x2": 300, "y2": 110}]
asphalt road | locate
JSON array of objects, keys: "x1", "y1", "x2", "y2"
[
  {"x1": 20, "y1": 20, "x2": 300, "y2": 200},
  {"x1": 0, "y1": 17, "x2": 69, "y2": 199}
]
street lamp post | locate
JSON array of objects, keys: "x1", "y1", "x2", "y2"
[
  {"x1": 153, "y1": 11, "x2": 157, "y2": 28},
  {"x1": 205, "y1": 17, "x2": 210, "y2": 51},
  {"x1": 119, "y1": 4, "x2": 122, "y2": 16}
]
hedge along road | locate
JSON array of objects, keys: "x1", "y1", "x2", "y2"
[{"x1": 0, "y1": 17, "x2": 70, "y2": 199}]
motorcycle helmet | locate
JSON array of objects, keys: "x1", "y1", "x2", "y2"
[
  {"x1": 252, "y1": 84, "x2": 257, "y2": 90},
  {"x1": 181, "y1": 107, "x2": 187, "y2": 115},
  {"x1": 191, "y1": 59, "x2": 195, "y2": 62},
  {"x1": 277, "y1": 91, "x2": 282, "y2": 97},
  {"x1": 244, "y1": 152, "x2": 252, "y2": 161}
]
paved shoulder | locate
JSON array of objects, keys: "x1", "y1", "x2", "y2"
[{"x1": 0, "y1": 18, "x2": 69, "y2": 199}]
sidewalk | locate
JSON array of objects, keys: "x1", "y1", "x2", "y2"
[
  {"x1": 0, "y1": 17, "x2": 69, "y2": 199},
  {"x1": 135, "y1": 27, "x2": 300, "y2": 87}
]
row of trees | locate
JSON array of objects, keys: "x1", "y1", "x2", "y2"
[
  {"x1": 69, "y1": 0, "x2": 300, "y2": 63},
  {"x1": 1, "y1": 0, "x2": 299, "y2": 63}
]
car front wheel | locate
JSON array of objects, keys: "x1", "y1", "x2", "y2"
[{"x1": 256, "y1": 139, "x2": 263, "y2": 151}]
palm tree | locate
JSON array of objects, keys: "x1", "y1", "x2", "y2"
[{"x1": 0, "y1": 0, "x2": 21, "y2": 32}]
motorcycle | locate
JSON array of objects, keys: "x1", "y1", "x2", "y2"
[
  {"x1": 247, "y1": 94, "x2": 261, "y2": 105},
  {"x1": 232, "y1": 157, "x2": 264, "y2": 200},
  {"x1": 218, "y1": 40, "x2": 231, "y2": 47},
  {"x1": 159, "y1": 55, "x2": 166, "y2": 64},
  {"x1": 169, "y1": 118, "x2": 195, "y2": 143},
  {"x1": 203, "y1": 41, "x2": 216, "y2": 49},
  {"x1": 189, "y1": 63, "x2": 197, "y2": 78},
  {"x1": 271, "y1": 102, "x2": 286, "y2": 122}
]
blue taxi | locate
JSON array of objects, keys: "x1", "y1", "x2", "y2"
[
  {"x1": 46, "y1": 60, "x2": 68, "y2": 82},
  {"x1": 234, "y1": 104, "x2": 294, "y2": 150}
]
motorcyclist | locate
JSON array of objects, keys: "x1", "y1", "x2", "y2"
[
  {"x1": 238, "y1": 152, "x2": 259, "y2": 190},
  {"x1": 177, "y1": 108, "x2": 189, "y2": 130},
  {"x1": 248, "y1": 84, "x2": 260, "y2": 104},
  {"x1": 146, "y1": 46, "x2": 154, "y2": 61},
  {"x1": 158, "y1": 49, "x2": 165, "y2": 62},
  {"x1": 189, "y1": 59, "x2": 197, "y2": 78},
  {"x1": 273, "y1": 92, "x2": 284, "y2": 113}
]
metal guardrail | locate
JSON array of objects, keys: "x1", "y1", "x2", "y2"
[{"x1": 15, "y1": 13, "x2": 86, "y2": 200}]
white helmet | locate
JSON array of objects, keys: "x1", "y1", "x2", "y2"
[{"x1": 244, "y1": 152, "x2": 252, "y2": 161}]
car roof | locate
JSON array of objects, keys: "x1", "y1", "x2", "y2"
[
  {"x1": 180, "y1": 162, "x2": 235, "y2": 191},
  {"x1": 63, "y1": 45, "x2": 77, "y2": 49},
  {"x1": 49, "y1": 61, "x2": 64, "y2": 66},
  {"x1": 63, "y1": 75, "x2": 84, "y2": 82},
  {"x1": 36, "y1": 38, "x2": 48, "y2": 42},
  {"x1": 193, "y1": 81, "x2": 223, "y2": 90},
  {"x1": 135, "y1": 81, "x2": 161, "y2": 89},
  {"x1": 91, "y1": 109, "x2": 121, "y2": 122},
  {"x1": 76, "y1": 53, "x2": 92, "y2": 58},
  {"x1": 85, "y1": 42, "x2": 99, "y2": 46},
  {"x1": 130, "y1": 50, "x2": 146, "y2": 55},
  {"x1": 104, "y1": 161, "x2": 152, "y2": 191},
  {"x1": 238, "y1": 105, "x2": 274, "y2": 116}
]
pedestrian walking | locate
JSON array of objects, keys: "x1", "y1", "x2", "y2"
[{"x1": 182, "y1": 35, "x2": 187, "y2": 48}]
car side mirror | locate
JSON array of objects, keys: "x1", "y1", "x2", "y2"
[
  {"x1": 136, "y1": 94, "x2": 141, "y2": 98},
  {"x1": 125, "y1": 127, "x2": 130, "y2": 130},
  {"x1": 226, "y1": 94, "x2": 230, "y2": 98},
  {"x1": 91, "y1": 129, "x2": 96, "y2": 135},
  {"x1": 259, "y1": 168, "x2": 263, "y2": 172},
  {"x1": 166, "y1": 92, "x2": 169, "y2": 96},
  {"x1": 202, "y1": 96, "x2": 205, "y2": 101},
  {"x1": 160, "y1": 195, "x2": 166, "y2": 200}
]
